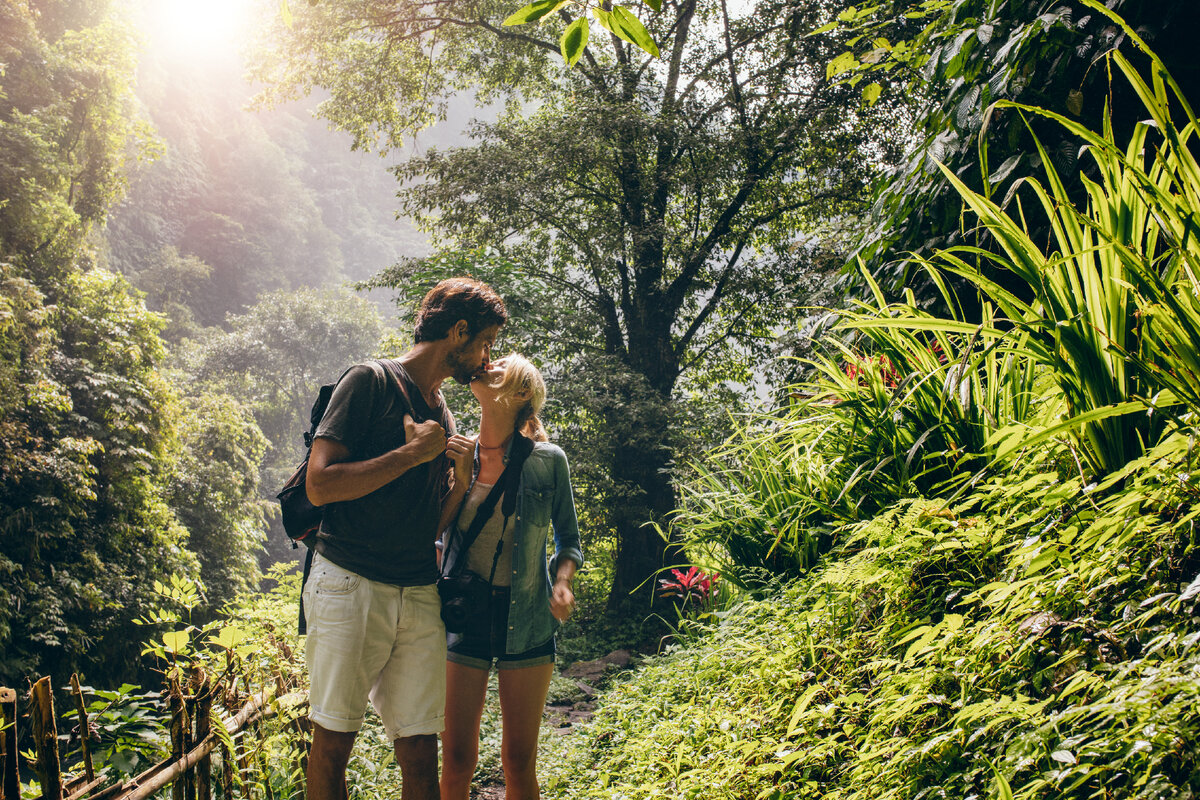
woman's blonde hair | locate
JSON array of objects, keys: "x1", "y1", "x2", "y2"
[{"x1": 494, "y1": 353, "x2": 548, "y2": 442}]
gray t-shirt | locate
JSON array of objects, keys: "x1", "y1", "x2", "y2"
[{"x1": 312, "y1": 360, "x2": 454, "y2": 586}]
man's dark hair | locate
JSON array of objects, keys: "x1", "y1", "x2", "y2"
[{"x1": 413, "y1": 278, "x2": 507, "y2": 343}]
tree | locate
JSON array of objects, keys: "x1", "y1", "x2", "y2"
[
  {"x1": 105, "y1": 50, "x2": 425, "y2": 332},
  {"x1": 177, "y1": 287, "x2": 387, "y2": 564},
  {"x1": 258, "y1": 0, "x2": 895, "y2": 605},
  {"x1": 0, "y1": 0, "x2": 207, "y2": 685},
  {"x1": 167, "y1": 392, "x2": 271, "y2": 607}
]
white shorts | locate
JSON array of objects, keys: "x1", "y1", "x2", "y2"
[{"x1": 302, "y1": 553, "x2": 446, "y2": 740}]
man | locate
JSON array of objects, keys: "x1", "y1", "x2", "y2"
[{"x1": 303, "y1": 278, "x2": 506, "y2": 800}]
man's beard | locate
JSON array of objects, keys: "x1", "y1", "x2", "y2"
[{"x1": 446, "y1": 342, "x2": 481, "y2": 385}]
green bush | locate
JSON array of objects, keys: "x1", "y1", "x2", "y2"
[{"x1": 545, "y1": 429, "x2": 1200, "y2": 799}]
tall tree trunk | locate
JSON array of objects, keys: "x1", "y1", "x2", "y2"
[
  {"x1": 606, "y1": 433, "x2": 678, "y2": 610},
  {"x1": 603, "y1": 329, "x2": 683, "y2": 610}
]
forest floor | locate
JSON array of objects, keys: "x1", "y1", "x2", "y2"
[{"x1": 469, "y1": 649, "x2": 634, "y2": 799}]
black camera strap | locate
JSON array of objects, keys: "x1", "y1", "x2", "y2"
[{"x1": 440, "y1": 432, "x2": 534, "y2": 582}]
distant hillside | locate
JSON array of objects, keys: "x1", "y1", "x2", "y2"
[{"x1": 103, "y1": 39, "x2": 458, "y2": 333}]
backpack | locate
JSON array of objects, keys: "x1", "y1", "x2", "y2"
[
  {"x1": 276, "y1": 382, "x2": 337, "y2": 548},
  {"x1": 276, "y1": 381, "x2": 336, "y2": 635}
]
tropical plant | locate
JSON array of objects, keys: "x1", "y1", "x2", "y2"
[
  {"x1": 124, "y1": 567, "x2": 312, "y2": 800},
  {"x1": 904, "y1": 13, "x2": 1199, "y2": 476},
  {"x1": 657, "y1": 566, "x2": 719, "y2": 614},
  {"x1": 66, "y1": 684, "x2": 168, "y2": 779},
  {"x1": 673, "y1": 274, "x2": 1039, "y2": 587},
  {"x1": 545, "y1": 422, "x2": 1200, "y2": 798},
  {"x1": 541, "y1": 8, "x2": 1200, "y2": 800},
  {"x1": 822, "y1": 0, "x2": 1200, "y2": 298}
]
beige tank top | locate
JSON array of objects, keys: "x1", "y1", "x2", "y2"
[{"x1": 457, "y1": 481, "x2": 512, "y2": 586}]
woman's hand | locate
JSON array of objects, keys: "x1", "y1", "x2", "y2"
[
  {"x1": 445, "y1": 433, "x2": 475, "y2": 491},
  {"x1": 550, "y1": 578, "x2": 576, "y2": 623}
]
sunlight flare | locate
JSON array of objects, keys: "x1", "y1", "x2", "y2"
[{"x1": 144, "y1": 0, "x2": 255, "y2": 61}]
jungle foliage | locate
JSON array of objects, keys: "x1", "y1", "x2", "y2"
[
  {"x1": 829, "y1": 0, "x2": 1200, "y2": 300},
  {"x1": 105, "y1": 41, "x2": 424, "y2": 336},
  {"x1": 541, "y1": 13, "x2": 1200, "y2": 798},
  {"x1": 0, "y1": 0, "x2": 199, "y2": 684},
  {"x1": 0, "y1": 0, "x2": 352, "y2": 686}
]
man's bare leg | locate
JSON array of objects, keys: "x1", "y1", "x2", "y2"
[
  {"x1": 394, "y1": 733, "x2": 438, "y2": 800},
  {"x1": 307, "y1": 724, "x2": 356, "y2": 800}
]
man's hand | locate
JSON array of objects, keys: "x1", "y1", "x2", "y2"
[
  {"x1": 404, "y1": 414, "x2": 448, "y2": 464},
  {"x1": 445, "y1": 434, "x2": 475, "y2": 491}
]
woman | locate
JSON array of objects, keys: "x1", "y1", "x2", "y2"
[{"x1": 438, "y1": 354, "x2": 583, "y2": 800}]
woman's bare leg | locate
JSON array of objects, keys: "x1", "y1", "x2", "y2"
[
  {"x1": 440, "y1": 661, "x2": 490, "y2": 800},
  {"x1": 496, "y1": 663, "x2": 554, "y2": 800}
]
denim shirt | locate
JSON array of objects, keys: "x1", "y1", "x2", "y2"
[{"x1": 442, "y1": 439, "x2": 584, "y2": 654}]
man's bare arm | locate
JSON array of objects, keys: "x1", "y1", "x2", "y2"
[{"x1": 306, "y1": 414, "x2": 446, "y2": 507}]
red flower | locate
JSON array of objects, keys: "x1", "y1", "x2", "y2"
[
  {"x1": 658, "y1": 566, "x2": 719, "y2": 607},
  {"x1": 843, "y1": 355, "x2": 900, "y2": 390}
]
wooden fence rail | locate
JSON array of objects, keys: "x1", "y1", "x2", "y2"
[{"x1": 0, "y1": 678, "x2": 307, "y2": 800}]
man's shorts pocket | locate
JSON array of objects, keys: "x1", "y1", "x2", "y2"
[
  {"x1": 313, "y1": 562, "x2": 361, "y2": 596},
  {"x1": 305, "y1": 555, "x2": 364, "y2": 626}
]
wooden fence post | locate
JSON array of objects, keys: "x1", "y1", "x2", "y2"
[
  {"x1": 236, "y1": 676, "x2": 252, "y2": 792},
  {"x1": 219, "y1": 741, "x2": 233, "y2": 800},
  {"x1": 182, "y1": 680, "x2": 195, "y2": 800},
  {"x1": 68, "y1": 675, "x2": 95, "y2": 786},
  {"x1": 29, "y1": 678, "x2": 62, "y2": 800},
  {"x1": 190, "y1": 668, "x2": 210, "y2": 800},
  {"x1": 220, "y1": 653, "x2": 235, "y2": 798},
  {"x1": 1, "y1": 687, "x2": 17, "y2": 800},
  {"x1": 168, "y1": 678, "x2": 185, "y2": 800}
]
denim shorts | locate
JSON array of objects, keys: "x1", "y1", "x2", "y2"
[
  {"x1": 303, "y1": 554, "x2": 446, "y2": 740},
  {"x1": 446, "y1": 585, "x2": 556, "y2": 671}
]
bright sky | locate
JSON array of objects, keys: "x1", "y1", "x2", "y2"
[{"x1": 139, "y1": 0, "x2": 257, "y2": 64}]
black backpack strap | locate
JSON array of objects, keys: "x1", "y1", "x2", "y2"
[
  {"x1": 377, "y1": 358, "x2": 419, "y2": 419},
  {"x1": 501, "y1": 435, "x2": 534, "y2": 519},
  {"x1": 304, "y1": 383, "x2": 337, "y2": 448},
  {"x1": 297, "y1": 546, "x2": 315, "y2": 636}
]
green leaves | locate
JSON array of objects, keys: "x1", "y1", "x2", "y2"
[
  {"x1": 502, "y1": 0, "x2": 568, "y2": 26},
  {"x1": 502, "y1": 0, "x2": 661, "y2": 64},
  {"x1": 593, "y1": 5, "x2": 660, "y2": 58},
  {"x1": 826, "y1": 51, "x2": 858, "y2": 79},
  {"x1": 560, "y1": 16, "x2": 590, "y2": 66},
  {"x1": 161, "y1": 630, "x2": 191, "y2": 655},
  {"x1": 209, "y1": 624, "x2": 250, "y2": 651}
]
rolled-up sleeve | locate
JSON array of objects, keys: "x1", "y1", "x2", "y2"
[{"x1": 548, "y1": 448, "x2": 583, "y2": 576}]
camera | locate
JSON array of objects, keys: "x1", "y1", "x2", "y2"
[{"x1": 438, "y1": 570, "x2": 491, "y2": 633}]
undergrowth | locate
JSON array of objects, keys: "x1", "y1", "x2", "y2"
[{"x1": 543, "y1": 431, "x2": 1200, "y2": 799}]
